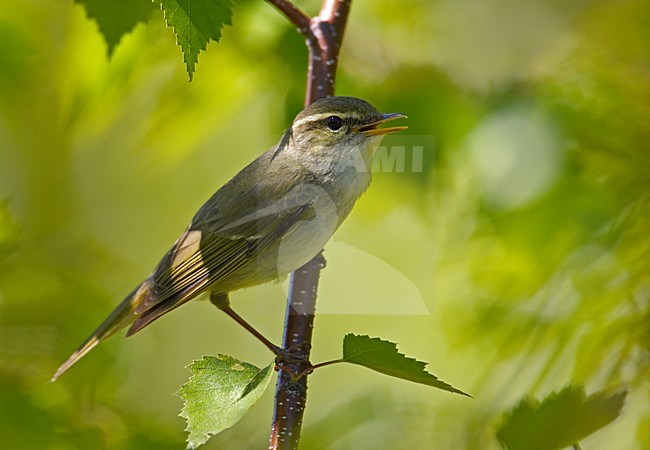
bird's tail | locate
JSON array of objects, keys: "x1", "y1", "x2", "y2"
[{"x1": 51, "y1": 287, "x2": 139, "y2": 382}]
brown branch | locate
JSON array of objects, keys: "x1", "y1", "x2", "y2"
[
  {"x1": 264, "y1": 0, "x2": 312, "y2": 36},
  {"x1": 268, "y1": 253, "x2": 324, "y2": 450},
  {"x1": 268, "y1": 1, "x2": 352, "y2": 449},
  {"x1": 304, "y1": 0, "x2": 351, "y2": 103}
]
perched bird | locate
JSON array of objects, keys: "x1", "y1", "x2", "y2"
[{"x1": 52, "y1": 96, "x2": 406, "y2": 380}]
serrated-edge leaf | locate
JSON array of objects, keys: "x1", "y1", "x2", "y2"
[
  {"x1": 496, "y1": 386, "x2": 628, "y2": 450},
  {"x1": 176, "y1": 355, "x2": 273, "y2": 449},
  {"x1": 154, "y1": 0, "x2": 234, "y2": 80},
  {"x1": 342, "y1": 334, "x2": 470, "y2": 396},
  {"x1": 74, "y1": 0, "x2": 156, "y2": 54}
]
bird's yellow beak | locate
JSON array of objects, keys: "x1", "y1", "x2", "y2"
[{"x1": 354, "y1": 113, "x2": 408, "y2": 136}]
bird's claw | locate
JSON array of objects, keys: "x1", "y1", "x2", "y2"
[{"x1": 273, "y1": 342, "x2": 312, "y2": 377}]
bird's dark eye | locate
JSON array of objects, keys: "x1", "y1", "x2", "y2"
[{"x1": 326, "y1": 115, "x2": 343, "y2": 131}]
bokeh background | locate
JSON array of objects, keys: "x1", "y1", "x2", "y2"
[{"x1": 1, "y1": 0, "x2": 648, "y2": 448}]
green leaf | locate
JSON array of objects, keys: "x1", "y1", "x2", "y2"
[
  {"x1": 75, "y1": 0, "x2": 156, "y2": 54},
  {"x1": 176, "y1": 355, "x2": 273, "y2": 449},
  {"x1": 154, "y1": 0, "x2": 234, "y2": 80},
  {"x1": 342, "y1": 334, "x2": 469, "y2": 396},
  {"x1": 496, "y1": 387, "x2": 628, "y2": 450}
]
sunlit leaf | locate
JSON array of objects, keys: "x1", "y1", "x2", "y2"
[
  {"x1": 496, "y1": 386, "x2": 627, "y2": 450},
  {"x1": 176, "y1": 355, "x2": 273, "y2": 449},
  {"x1": 154, "y1": 0, "x2": 234, "y2": 80},
  {"x1": 342, "y1": 334, "x2": 469, "y2": 396},
  {"x1": 75, "y1": 0, "x2": 156, "y2": 53}
]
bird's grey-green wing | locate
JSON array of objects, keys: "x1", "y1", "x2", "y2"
[{"x1": 125, "y1": 182, "x2": 316, "y2": 335}]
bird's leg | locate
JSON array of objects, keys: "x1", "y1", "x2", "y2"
[
  {"x1": 210, "y1": 292, "x2": 282, "y2": 355},
  {"x1": 210, "y1": 293, "x2": 309, "y2": 365}
]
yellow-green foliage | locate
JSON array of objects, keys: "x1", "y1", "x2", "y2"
[{"x1": 0, "y1": 0, "x2": 647, "y2": 448}]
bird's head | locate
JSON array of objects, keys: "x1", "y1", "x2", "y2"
[{"x1": 289, "y1": 96, "x2": 407, "y2": 153}]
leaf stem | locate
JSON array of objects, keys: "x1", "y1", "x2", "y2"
[
  {"x1": 294, "y1": 358, "x2": 345, "y2": 379},
  {"x1": 309, "y1": 358, "x2": 345, "y2": 371}
]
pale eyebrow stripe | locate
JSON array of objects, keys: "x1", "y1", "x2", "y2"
[{"x1": 292, "y1": 112, "x2": 363, "y2": 128}]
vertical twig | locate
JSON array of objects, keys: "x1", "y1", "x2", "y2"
[
  {"x1": 268, "y1": 252, "x2": 324, "y2": 449},
  {"x1": 265, "y1": 1, "x2": 352, "y2": 449},
  {"x1": 305, "y1": 0, "x2": 351, "y2": 104}
]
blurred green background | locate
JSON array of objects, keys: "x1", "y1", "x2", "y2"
[{"x1": 1, "y1": 0, "x2": 648, "y2": 448}]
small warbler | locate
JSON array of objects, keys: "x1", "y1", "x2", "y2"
[{"x1": 53, "y1": 96, "x2": 406, "y2": 380}]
